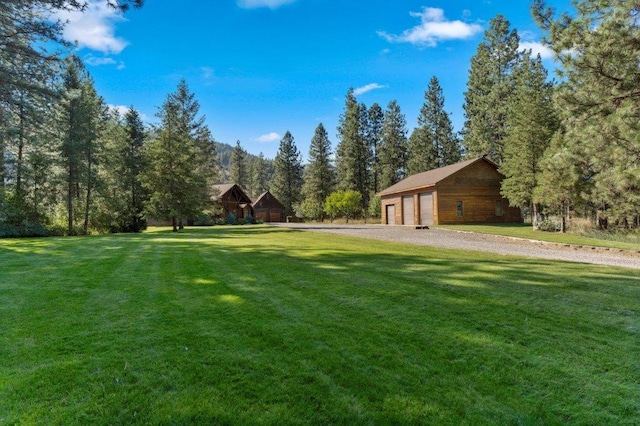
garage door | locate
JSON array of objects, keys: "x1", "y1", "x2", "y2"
[
  {"x1": 386, "y1": 205, "x2": 395, "y2": 225},
  {"x1": 419, "y1": 192, "x2": 433, "y2": 225},
  {"x1": 402, "y1": 196, "x2": 414, "y2": 225}
]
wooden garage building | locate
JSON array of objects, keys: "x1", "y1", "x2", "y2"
[
  {"x1": 252, "y1": 191, "x2": 285, "y2": 223},
  {"x1": 378, "y1": 157, "x2": 521, "y2": 225}
]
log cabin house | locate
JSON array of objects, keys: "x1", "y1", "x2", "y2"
[
  {"x1": 212, "y1": 184, "x2": 254, "y2": 220},
  {"x1": 378, "y1": 157, "x2": 521, "y2": 225}
]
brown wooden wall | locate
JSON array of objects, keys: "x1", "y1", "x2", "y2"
[
  {"x1": 435, "y1": 161, "x2": 521, "y2": 224},
  {"x1": 380, "y1": 160, "x2": 521, "y2": 225}
]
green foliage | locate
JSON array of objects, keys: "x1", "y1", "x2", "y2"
[
  {"x1": 408, "y1": 76, "x2": 461, "y2": 175},
  {"x1": 229, "y1": 140, "x2": 247, "y2": 189},
  {"x1": 367, "y1": 103, "x2": 384, "y2": 194},
  {"x1": 378, "y1": 100, "x2": 408, "y2": 189},
  {"x1": 463, "y1": 15, "x2": 521, "y2": 164},
  {"x1": 500, "y1": 52, "x2": 558, "y2": 211},
  {"x1": 271, "y1": 131, "x2": 303, "y2": 217},
  {"x1": 324, "y1": 190, "x2": 362, "y2": 222},
  {"x1": 225, "y1": 212, "x2": 238, "y2": 225},
  {"x1": 367, "y1": 193, "x2": 381, "y2": 219},
  {"x1": 534, "y1": 0, "x2": 640, "y2": 226},
  {"x1": 143, "y1": 80, "x2": 218, "y2": 232},
  {"x1": 247, "y1": 152, "x2": 270, "y2": 199},
  {"x1": 301, "y1": 123, "x2": 335, "y2": 220},
  {"x1": 336, "y1": 89, "x2": 371, "y2": 208}
]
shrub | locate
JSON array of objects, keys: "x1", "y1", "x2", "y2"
[
  {"x1": 225, "y1": 212, "x2": 238, "y2": 225},
  {"x1": 193, "y1": 214, "x2": 214, "y2": 226},
  {"x1": 244, "y1": 214, "x2": 256, "y2": 225},
  {"x1": 537, "y1": 220, "x2": 560, "y2": 232}
]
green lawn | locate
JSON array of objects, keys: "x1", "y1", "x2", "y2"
[
  {"x1": 437, "y1": 223, "x2": 640, "y2": 251},
  {"x1": 1, "y1": 226, "x2": 639, "y2": 424}
]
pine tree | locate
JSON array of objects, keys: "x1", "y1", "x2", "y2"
[
  {"x1": 462, "y1": 15, "x2": 521, "y2": 164},
  {"x1": 57, "y1": 56, "x2": 106, "y2": 235},
  {"x1": 271, "y1": 131, "x2": 303, "y2": 216},
  {"x1": 301, "y1": 123, "x2": 335, "y2": 220},
  {"x1": 336, "y1": 88, "x2": 370, "y2": 210},
  {"x1": 229, "y1": 140, "x2": 247, "y2": 189},
  {"x1": 408, "y1": 76, "x2": 460, "y2": 175},
  {"x1": 378, "y1": 100, "x2": 408, "y2": 190},
  {"x1": 367, "y1": 103, "x2": 384, "y2": 194},
  {"x1": 144, "y1": 79, "x2": 216, "y2": 232},
  {"x1": 500, "y1": 52, "x2": 558, "y2": 225},
  {"x1": 247, "y1": 153, "x2": 270, "y2": 198},
  {"x1": 534, "y1": 0, "x2": 640, "y2": 226}
]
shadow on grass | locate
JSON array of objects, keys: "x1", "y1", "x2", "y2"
[{"x1": 1, "y1": 226, "x2": 639, "y2": 424}]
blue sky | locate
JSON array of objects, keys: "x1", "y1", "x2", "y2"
[{"x1": 58, "y1": 0, "x2": 572, "y2": 160}]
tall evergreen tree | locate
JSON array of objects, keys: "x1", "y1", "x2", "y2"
[
  {"x1": 271, "y1": 131, "x2": 303, "y2": 216},
  {"x1": 408, "y1": 76, "x2": 460, "y2": 175},
  {"x1": 367, "y1": 103, "x2": 384, "y2": 194},
  {"x1": 144, "y1": 79, "x2": 216, "y2": 232},
  {"x1": 229, "y1": 140, "x2": 247, "y2": 188},
  {"x1": 462, "y1": 15, "x2": 521, "y2": 164},
  {"x1": 534, "y1": 0, "x2": 640, "y2": 226},
  {"x1": 247, "y1": 153, "x2": 270, "y2": 198},
  {"x1": 378, "y1": 100, "x2": 408, "y2": 190},
  {"x1": 301, "y1": 123, "x2": 335, "y2": 220},
  {"x1": 500, "y1": 52, "x2": 558, "y2": 225},
  {"x1": 336, "y1": 88, "x2": 369, "y2": 210},
  {"x1": 57, "y1": 56, "x2": 105, "y2": 235}
]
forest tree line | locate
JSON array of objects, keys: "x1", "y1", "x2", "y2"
[{"x1": 1, "y1": 0, "x2": 639, "y2": 236}]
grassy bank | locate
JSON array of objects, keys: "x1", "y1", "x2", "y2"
[
  {"x1": 1, "y1": 226, "x2": 638, "y2": 424},
  {"x1": 437, "y1": 223, "x2": 640, "y2": 251}
]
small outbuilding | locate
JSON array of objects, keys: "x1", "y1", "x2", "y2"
[
  {"x1": 212, "y1": 184, "x2": 254, "y2": 220},
  {"x1": 252, "y1": 191, "x2": 285, "y2": 223},
  {"x1": 378, "y1": 157, "x2": 521, "y2": 226}
]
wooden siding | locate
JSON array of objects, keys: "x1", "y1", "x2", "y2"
[
  {"x1": 252, "y1": 191, "x2": 285, "y2": 223},
  {"x1": 435, "y1": 160, "x2": 521, "y2": 224},
  {"x1": 379, "y1": 158, "x2": 521, "y2": 225}
]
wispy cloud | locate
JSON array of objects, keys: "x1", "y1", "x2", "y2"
[
  {"x1": 56, "y1": 0, "x2": 129, "y2": 54},
  {"x1": 108, "y1": 104, "x2": 148, "y2": 121},
  {"x1": 519, "y1": 41, "x2": 554, "y2": 60},
  {"x1": 237, "y1": 0, "x2": 296, "y2": 9},
  {"x1": 201, "y1": 66, "x2": 215, "y2": 80},
  {"x1": 354, "y1": 83, "x2": 386, "y2": 96},
  {"x1": 378, "y1": 7, "x2": 482, "y2": 47},
  {"x1": 85, "y1": 55, "x2": 117, "y2": 66},
  {"x1": 255, "y1": 132, "x2": 281, "y2": 143}
]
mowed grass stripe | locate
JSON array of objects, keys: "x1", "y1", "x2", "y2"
[{"x1": 0, "y1": 226, "x2": 639, "y2": 424}]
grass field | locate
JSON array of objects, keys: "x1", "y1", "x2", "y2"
[
  {"x1": 1, "y1": 226, "x2": 639, "y2": 424},
  {"x1": 437, "y1": 223, "x2": 640, "y2": 251}
]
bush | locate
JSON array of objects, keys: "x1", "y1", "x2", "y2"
[
  {"x1": 225, "y1": 212, "x2": 238, "y2": 225},
  {"x1": 244, "y1": 214, "x2": 256, "y2": 225},
  {"x1": 537, "y1": 220, "x2": 560, "y2": 232},
  {"x1": 0, "y1": 221, "x2": 50, "y2": 238},
  {"x1": 237, "y1": 218, "x2": 247, "y2": 225},
  {"x1": 193, "y1": 214, "x2": 214, "y2": 226}
]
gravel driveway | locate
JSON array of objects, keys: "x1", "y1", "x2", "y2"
[{"x1": 270, "y1": 223, "x2": 640, "y2": 270}]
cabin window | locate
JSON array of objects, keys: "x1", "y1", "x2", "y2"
[
  {"x1": 456, "y1": 201, "x2": 464, "y2": 217},
  {"x1": 496, "y1": 200, "x2": 503, "y2": 217}
]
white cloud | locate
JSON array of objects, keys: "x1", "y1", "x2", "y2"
[
  {"x1": 354, "y1": 83, "x2": 386, "y2": 96},
  {"x1": 520, "y1": 41, "x2": 554, "y2": 60},
  {"x1": 237, "y1": 0, "x2": 296, "y2": 9},
  {"x1": 85, "y1": 56, "x2": 117, "y2": 66},
  {"x1": 201, "y1": 67, "x2": 215, "y2": 80},
  {"x1": 378, "y1": 7, "x2": 483, "y2": 47},
  {"x1": 108, "y1": 104, "x2": 131, "y2": 116},
  {"x1": 108, "y1": 105, "x2": 148, "y2": 121},
  {"x1": 255, "y1": 132, "x2": 281, "y2": 143},
  {"x1": 56, "y1": 1, "x2": 129, "y2": 54}
]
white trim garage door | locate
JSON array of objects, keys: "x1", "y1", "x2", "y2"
[
  {"x1": 402, "y1": 196, "x2": 414, "y2": 225},
  {"x1": 419, "y1": 192, "x2": 433, "y2": 225},
  {"x1": 386, "y1": 205, "x2": 396, "y2": 225}
]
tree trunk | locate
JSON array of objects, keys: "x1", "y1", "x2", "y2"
[
  {"x1": 83, "y1": 149, "x2": 92, "y2": 235},
  {"x1": 172, "y1": 216, "x2": 177, "y2": 232}
]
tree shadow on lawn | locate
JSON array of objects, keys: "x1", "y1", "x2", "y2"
[{"x1": 2, "y1": 226, "x2": 639, "y2": 424}]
